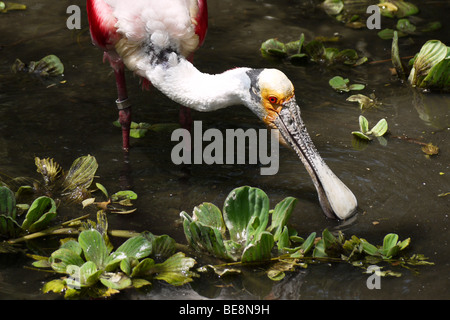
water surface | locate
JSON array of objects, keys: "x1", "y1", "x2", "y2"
[{"x1": 0, "y1": 0, "x2": 449, "y2": 299}]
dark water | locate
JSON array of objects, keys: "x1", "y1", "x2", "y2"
[{"x1": 0, "y1": 0, "x2": 449, "y2": 300}]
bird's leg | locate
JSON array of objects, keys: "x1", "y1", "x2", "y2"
[
  {"x1": 179, "y1": 106, "x2": 192, "y2": 132},
  {"x1": 114, "y1": 67, "x2": 132, "y2": 151}
]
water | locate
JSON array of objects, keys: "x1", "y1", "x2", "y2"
[{"x1": 0, "y1": 0, "x2": 449, "y2": 300}]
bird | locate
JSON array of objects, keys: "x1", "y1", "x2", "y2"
[{"x1": 86, "y1": 0, "x2": 357, "y2": 220}]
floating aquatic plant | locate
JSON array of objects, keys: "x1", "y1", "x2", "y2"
[
  {"x1": 0, "y1": 1, "x2": 26, "y2": 13},
  {"x1": 378, "y1": 0, "x2": 419, "y2": 18},
  {"x1": 11, "y1": 55, "x2": 64, "y2": 77},
  {"x1": 408, "y1": 40, "x2": 450, "y2": 90},
  {"x1": 33, "y1": 155, "x2": 98, "y2": 203},
  {"x1": 0, "y1": 186, "x2": 57, "y2": 239},
  {"x1": 390, "y1": 32, "x2": 449, "y2": 91},
  {"x1": 352, "y1": 115, "x2": 388, "y2": 142},
  {"x1": 329, "y1": 76, "x2": 365, "y2": 92},
  {"x1": 261, "y1": 34, "x2": 367, "y2": 66},
  {"x1": 378, "y1": 19, "x2": 442, "y2": 40},
  {"x1": 346, "y1": 93, "x2": 382, "y2": 110},
  {"x1": 31, "y1": 212, "x2": 196, "y2": 299},
  {"x1": 181, "y1": 186, "x2": 432, "y2": 280},
  {"x1": 82, "y1": 182, "x2": 137, "y2": 215},
  {"x1": 181, "y1": 186, "x2": 291, "y2": 262}
]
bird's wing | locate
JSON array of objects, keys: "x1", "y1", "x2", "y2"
[{"x1": 189, "y1": 0, "x2": 208, "y2": 50}]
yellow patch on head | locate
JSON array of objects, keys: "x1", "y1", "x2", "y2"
[{"x1": 258, "y1": 69, "x2": 295, "y2": 126}]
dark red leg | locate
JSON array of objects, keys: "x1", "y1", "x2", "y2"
[{"x1": 114, "y1": 66, "x2": 132, "y2": 151}]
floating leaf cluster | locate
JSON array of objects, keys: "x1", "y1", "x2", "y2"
[
  {"x1": 181, "y1": 186, "x2": 432, "y2": 281},
  {"x1": 0, "y1": 155, "x2": 435, "y2": 298},
  {"x1": 261, "y1": 34, "x2": 367, "y2": 66},
  {"x1": 0, "y1": 186, "x2": 57, "y2": 239},
  {"x1": 31, "y1": 212, "x2": 196, "y2": 299},
  {"x1": 407, "y1": 39, "x2": 450, "y2": 91},
  {"x1": 329, "y1": 76, "x2": 365, "y2": 92},
  {"x1": 11, "y1": 55, "x2": 64, "y2": 77},
  {"x1": 352, "y1": 115, "x2": 388, "y2": 142},
  {"x1": 82, "y1": 183, "x2": 138, "y2": 215},
  {"x1": 378, "y1": 19, "x2": 442, "y2": 40},
  {"x1": 0, "y1": 1, "x2": 26, "y2": 13}
]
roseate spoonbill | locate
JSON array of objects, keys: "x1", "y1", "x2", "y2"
[{"x1": 86, "y1": 0, "x2": 357, "y2": 220}]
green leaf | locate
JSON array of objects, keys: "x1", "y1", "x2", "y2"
[
  {"x1": 111, "y1": 190, "x2": 137, "y2": 202},
  {"x1": 396, "y1": 18, "x2": 416, "y2": 34},
  {"x1": 393, "y1": 0, "x2": 419, "y2": 18},
  {"x1": 151, "y1": 252, "x2": 197, "y2": 286},
  {"x1": 268, "y1": 197, "x2": 297, "y2": 242},
  {"x1": 261, "y1": 39, "x2": 287, "y2": 58},
  {"x1": 322, "y1": 229, "x2": 342, "y2": 257},
  {"x1": 348, "y1": 83, "x2": 365, "y2": 91},
  {"x1": 359, "y1": 115, "x2": 369, "y2": 133},
  {"x1": 61, "y1": 240, "x2": 82, "y2": 256},
  {"x1": 304, "y1": 40, "x2": 326, "y2": 62},
  {"x1": 382, "y1": 233, "x2": 399, "y2": 251},
  {"x1": 321, "y1": 0, "x2": 344, "y2": 15},
  {"x1": 62, "y1": 155, "x2": 98, "y2": 193},
  {"x1": 368, "y1": 119, "x2": 388, "y2": 137},
  {"x1": 182, "y1": 217, "x2": 231, "y2": 260},
  {"x1": 149, "y1": 234, "x2": 177, "y2": 259},
  {"x1": 398, "y1": 238, "x2": 411, "y2": 250},
  {"x1": 0, "y1": 186, "x2": 16, "y2": 219},
  {"x1": 300, "y1": 232, "x2": 316, "y2": 255},
  {"x1": 100, "y1": 272, "x2": 132, "y2": 290},
  {"x1": 241, "y1": 232, "x2": 274, "y2": 263},
  {"x1": 329, "y1": 76, "x2": 350, "y2": 92},
  {"x1": 391, "y1": 31, "x2": 406, "y2": 79},
  {"x1": 0, "y1": 215, "x2": 21, "y2": 238},
  {"x1": 49, "y1": 248, "x2": 84, "y2": 273},
  {"x1": 95, "y1": 183, "x2": 109, "y2": 198},
  {"x1": 223, "y1": 186, "x2": 270, "y2": 244},
  {"x1": 192, "y1": 202, "x2": 226, "y2": 234},
  {"x1": 78, "y1": 229, "x2": 109, "y2": 268},
  {"x1": 21, "y1": 196, "x2": 57, "y2": 232},
  {"x1": 360, "y1": 239, "x2": 378, "y2": 256},
  {"x1": 408, "y1": 40, "x2": 448, "y2": 88},
  {"x1": 42, "y1": 279, "x2": 66, "y2": 294},
  {"x1": 347, "y1": 94, "x2": 377, "y2": 110},
  {"x1": 352, "y1": 131, "x2": 372, "y2": 141},
  {"x1": 115, "y1": 235, "x2": 152, "y2": 260},
  {"x1": 277, "y1": 226, "x2": 290, "y2": 251},
  {"x1": 65, "y1": 261, "x2": 103, "y2": 288},
  {"x1": 312, "y1": 239, "x2": 327, "y2": 258}
]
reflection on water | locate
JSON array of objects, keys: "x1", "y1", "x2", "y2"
[{"x1": 0, "y1": 0, "x2": 449, "y2": 299}]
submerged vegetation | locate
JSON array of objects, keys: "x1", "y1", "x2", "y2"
[{"x1": 0, "y1": 157, "x2": 434, "y2": 298}]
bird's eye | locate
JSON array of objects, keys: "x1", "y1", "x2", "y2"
[{"x1": 268, "y1": 96, "x2": 278, "y2": 104}]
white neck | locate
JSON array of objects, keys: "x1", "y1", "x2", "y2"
[{"x1": 137, "y1": 52, "x2": 252, "y2": 112}]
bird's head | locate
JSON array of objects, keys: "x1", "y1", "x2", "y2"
[{"x1": 244, "y1": 68, "x2": 357, "y2": 220}]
